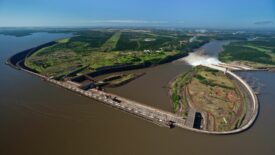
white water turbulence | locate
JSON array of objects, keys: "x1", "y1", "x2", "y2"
[
  {"x1": 178, "y1": 40, "x2": 252, "y2": 70},
  {"x1": 180, "y1": 49, "x2": 221, "y2": 66}
]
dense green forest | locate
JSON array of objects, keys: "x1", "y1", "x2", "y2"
[{"x1": 219, "y1": 36, "x2": 275, "y2": 67}]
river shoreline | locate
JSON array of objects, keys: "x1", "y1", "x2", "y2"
[{"x1": 6, "y1": 40, "x2": 259, "y2": 134}]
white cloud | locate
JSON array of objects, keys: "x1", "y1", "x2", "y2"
[
  {"x1": 86, "y1": 19, "x2": 167, "y2": 24},
  {"x1": 254, "y1": 20, "x2": 274, "y2": 25}
]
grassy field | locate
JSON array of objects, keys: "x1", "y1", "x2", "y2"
[
  {"x1": 100, "y1": 32, "x2": 121, "y2": 52},
  {"x1": 25, "y1": 29, "x2": 209, "y2": 78},
  {"x1": 219, "y1": 37, "x2": 275, "y2": 68},
  {"x1": 170, "y1": 66, "x2": 247, "y2": 131}
]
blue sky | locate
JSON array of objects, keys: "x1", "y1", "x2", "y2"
[{"x1": 0, "y1": 0, "x2": 274, "y2": 28}]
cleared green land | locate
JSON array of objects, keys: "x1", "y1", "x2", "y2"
[
  {"x1": 100, "y1": 32, "x2": 121, "y2": 52},
  {"x1": 219, "y1": 37, "x2": 275, "y2": 68},
  {"x1": 25, "y1": 29, "x2": 209, "y2": 78},
  {"x1": 170, "y1": 66, "x2": 247, "y2": 131}
]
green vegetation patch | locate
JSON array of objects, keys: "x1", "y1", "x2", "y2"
[
  {"x1": 101, "y1": 32, "x2": 121, "y2": 52},
  {"x1": 25, "y1": 29, "x2": 210, "y2": 78},
  {"x1": 219, "y1": 37, "x2": 275, "y2": 68},
  {"x1": 194, "y1": 67, "x2": 234, "y2": 89},
  {"x1": 171, "y1": 71, "x2": 192, "y2": 117}
]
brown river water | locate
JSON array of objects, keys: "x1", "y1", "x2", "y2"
[{"x1": 0, "y1": 33, "x2": 274, "y2": 155}]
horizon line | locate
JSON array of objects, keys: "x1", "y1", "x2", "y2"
[{"x1": 1, "y1": 25, "x2": 275, "y2": 30}]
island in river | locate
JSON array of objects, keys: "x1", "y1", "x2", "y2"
[
  {"x1": 170, "y1": 66, "x2": 249, "y2": 131},
  {"x1": 7, "y1": 28, "x2": 259, "y2": 134}
]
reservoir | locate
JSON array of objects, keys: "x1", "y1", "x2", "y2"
[{"x1": 0, "y1": 33, "x2": 274, "y2": 155}]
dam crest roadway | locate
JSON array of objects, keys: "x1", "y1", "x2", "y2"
[{"x1": 7, "y1": 46, "x2": 259, "y2": 135}]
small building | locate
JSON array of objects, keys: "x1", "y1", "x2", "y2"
[{"x1": 143, "y1": 50, "x2": 151, "y2": 53}]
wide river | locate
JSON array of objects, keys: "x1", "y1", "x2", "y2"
[{"x1": 0, "y1": 33, "x2": 274, "y2": 155}]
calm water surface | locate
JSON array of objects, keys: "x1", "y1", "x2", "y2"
[{"x1": 0, "y1": 34, "x2": 274, "y2": 155}]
